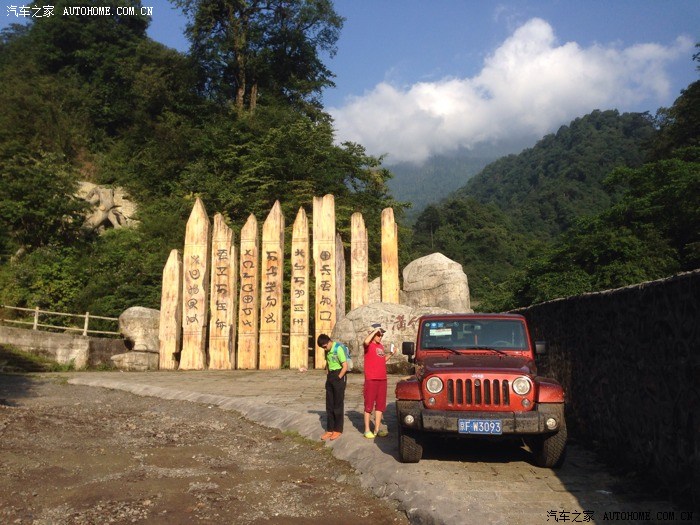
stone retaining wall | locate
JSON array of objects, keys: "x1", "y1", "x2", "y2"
[
  {"x1": 516, "y1": 270, "x2": 700, "y2": 509},
  {"x1": 0, "y1": 325, "x2": 126, "y2": 369}
]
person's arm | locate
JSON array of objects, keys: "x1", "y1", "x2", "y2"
[
  {"x1": 364, "y1": 329, "x2": 378, "y2": 347},
  {"x1": 385, "y1": 343, "x2": 395, "y2": 362},
  {"x1": 338, "y1": 359, "x2": 348, "y2": 379}
]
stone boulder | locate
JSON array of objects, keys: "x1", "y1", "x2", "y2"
[
  {"x1": 402, "y1": 253, "x2": 472, "y2": 313},
  {"x1": 119, "y1": 307, "x2": 160, "y2": 352},
  {"x1": 332, "y1": 302, "x2": 451, "y2": 373},
  {"x1": 114, "y1": 307, "x2": 160, "y2": 371},
  {"x1": 111, "y1": 351, "x2": 159, "y2": 372}
]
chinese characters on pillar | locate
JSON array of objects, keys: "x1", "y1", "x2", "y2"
[
  {"x1": 237, "y1": 215, "x2": 259, "y2": 369},
  {"x1": 180, "y1": 198, "x2": 210, "y2": 370}
]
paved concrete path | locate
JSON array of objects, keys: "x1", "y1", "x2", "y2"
[{"x1": 64, "y1": 370, "x2": 688, "y2": 525}]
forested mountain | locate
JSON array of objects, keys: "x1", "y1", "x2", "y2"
[
  {"x1": 411, "y1": 73, "x2": 700, "y2": 310},
  {"x1": 0, "y1": 0, "x2": 405, "y2": 319},
  {"x1": 453, "y1": 110, "x2": 656, "y2": 239},
  {"x1": 387, "y1": 153, "x2": 496, "y2": 221}
]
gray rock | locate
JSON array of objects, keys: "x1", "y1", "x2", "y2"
[
  {"x1": 111, "y1": 351, "x2": 159, "y2": 372},
  {"x1": 402, "y1": 253, "x2": 472, "y2": 313},
  {"x1": 332, "y1": 302, "x2": 451, "y2": 373},
  {"x1": 119, "y1": 307, "x2": 160, "y2": 353}
]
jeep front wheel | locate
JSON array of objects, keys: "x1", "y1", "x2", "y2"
[
  {"x1": 398, "y1": 425, "x2": 423, "y2": 463},
  {"x1": 527, "y1": 409, "x2": 567, "y2": 468}
]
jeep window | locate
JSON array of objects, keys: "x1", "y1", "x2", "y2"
[{"x1": 419, "y1": 319, "x2": 527, "y2": 351}]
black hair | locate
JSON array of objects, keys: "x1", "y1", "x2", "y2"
[{"x1": 317, "y1": 334, "x2": 331, "y2": 347}]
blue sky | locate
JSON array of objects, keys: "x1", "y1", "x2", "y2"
[{"x1": 3, "y1": 1, "x2": 699, "y2": 163}]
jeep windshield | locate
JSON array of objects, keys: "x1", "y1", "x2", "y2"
[{"x1": 419, "y1": 319, "x2": 528, "y2": 351}]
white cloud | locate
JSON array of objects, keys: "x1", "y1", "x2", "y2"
[{"x1": 329, "y1": 18, "x2": 693, "y2": 164}]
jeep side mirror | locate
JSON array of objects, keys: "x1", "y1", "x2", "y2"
[
  {"x1": 535, "y1": 341, "x2": 548, "y2": 355},
  {"x1": 402, "y1": 342, "x2": 415, "y2": 356}
]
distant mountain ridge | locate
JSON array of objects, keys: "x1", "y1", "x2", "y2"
[
  {"x1": 409, "y1": 109, "x2": 658, "y2": 305},
  {"x1": 387, "y1": 152, "x2": 497, "y2": 219}
]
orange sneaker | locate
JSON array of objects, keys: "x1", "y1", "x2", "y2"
[
  {"x1": 329, "y1": 432, "x2": 342, "y2": 441},
  {"x1": 320, "y1": 431, "x2": 333, "y2": 440}
]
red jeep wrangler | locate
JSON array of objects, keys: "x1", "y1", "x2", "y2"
[{"x1": 395, "y1": 313, "x2": 567, "y2": 467}]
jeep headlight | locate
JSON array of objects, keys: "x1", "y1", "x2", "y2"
[
  {"x1": 426, "y1": 377, "x2": 443, "y2": 394},
  {"x1": 512, "y1": 376, "x2": 531, "y2": 396}
]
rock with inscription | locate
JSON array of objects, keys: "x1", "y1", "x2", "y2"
[
  {"x1": 332, "y1": 302, "x2": 450, "y2": 373},
  {"x1": 78, "y1": 181, "x2": 137, "y2": 232},
  {"x1": 119, "y1": 306, "x2": 160, "y2": 353},
  {"x1": 402, "y1": 253, "x2": 472, "y2": 313},
  {"x1": 111, "y1": 351, "x2": 159, "y2": 372}
]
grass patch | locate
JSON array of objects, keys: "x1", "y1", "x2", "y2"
[{"x1": 0, "y1": 344, "x2": 75, "y2": 373}]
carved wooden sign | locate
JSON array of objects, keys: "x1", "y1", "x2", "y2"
[
  {"x1": 290, "y1": 207, "x2": 310, "y2": 370},
  {"x1": 351, "y1": 212, "x2": 369, "y2": 311},
  {"x1": 208, "y1": 214, "x2": 236, "y2": 369},
  {"x1": 180, "y1": 198, "x2": 210, "y2": 370},
  {"x1": 313, "y1": 195, "x2": 336, "y2": 368},
  {"x1": 259, "y1": 201, "x2": 284, "y2": 369},
  {"x1": 381, "y1": 207, "x2": 399, "y2": 304},
  {"x1": 158, "y1": 249, "x2": 182, "y2": 370},
  {"x1": 237, "y1": 214, "x2": 259, "y2": 369}
]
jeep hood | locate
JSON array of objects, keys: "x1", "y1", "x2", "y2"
[{"x1": 420, "y1": 354, "x2": 536, "y2": 376}]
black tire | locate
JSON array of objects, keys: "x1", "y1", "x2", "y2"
[
  {"x1": 528, "y1": 407, "x2": 567, "y2": 468},
  {"x1": 398, "y1": 425, "x2": 423, "y2": 463}
]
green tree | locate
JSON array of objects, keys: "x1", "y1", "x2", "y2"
[{"x1": 173, "y1": 0, "x2": 343, "y2": 111}]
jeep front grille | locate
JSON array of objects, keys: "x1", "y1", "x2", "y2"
[{"x1": 447, "y1": 379, "x2": 510, "y2": 407}]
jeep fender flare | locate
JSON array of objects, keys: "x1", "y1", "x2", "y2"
[
  {"x1": 395, "y1": 378, "x2": 422, "y2": 401},
  {"x1": 536, "y1": 377, "x2": 565, "y2": 403}
]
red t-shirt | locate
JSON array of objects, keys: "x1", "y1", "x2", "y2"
[{"x1": 364, "y1": 340, "x2": 387, "y2": 380}]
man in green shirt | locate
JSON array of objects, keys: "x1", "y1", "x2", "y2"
[{"x1": 318, "y1": 333, "x2": 347, "y2": 441}]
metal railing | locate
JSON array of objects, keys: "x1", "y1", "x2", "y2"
[{"x1": 0, "y1": 305, "x2": 120, "y2": 336}]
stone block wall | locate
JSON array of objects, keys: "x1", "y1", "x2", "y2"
[
  {"x1": 0, "y1": 325, "x2": 126, "y2": 369},
  {"x1": 516, "y1": 270, "x2": 700, "y2": 509}
]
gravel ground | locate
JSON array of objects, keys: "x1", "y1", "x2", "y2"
[{"x1": 0, "y1": 374, "x2": 410, "y2": 525}]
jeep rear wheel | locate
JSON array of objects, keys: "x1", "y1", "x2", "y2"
[
  {"x1": 528, "y1": 407, "x2": 567, "y2": 468},
  {"x1": 398, "y1": 425, "x2": 423, "y2": 463}
]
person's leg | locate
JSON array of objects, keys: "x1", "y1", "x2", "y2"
[
  {"x1": 375, "y1": 379, "x2": 388, "y2": 436},
  {"x1": 363, "y1": 380, "x2": 374, "y2": 435},
  {"x1": 322, "y1": 374, "x2": 335, "y2": 438},
  {"x1": 330, "y1": 373, "x2": 345, "y2": 433}
]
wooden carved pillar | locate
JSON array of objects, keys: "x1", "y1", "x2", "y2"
[
  {"x1": 237, "y1": 214, "x2": 259, "y2": 369},
  {"x1": 313, "y1": 195, "x2": 336, "y2": 369},
  {"x1": 289, "y1": 207, "x2": 310, "y2": 370},
  {"x1": 208, "y1": 214, "x2": 236, "y2": 369},
  {"x1": 336, "y1": 233, "x2": 346, "y2": 322},
  {"x1": 180, "y1": 198, "x2": 210, "y2": 370},
  {"x1": 259, "y1": 201, "x2": 284, "y2": 369},
  {"x1": 158, "y1": 249, "x2": 182, "y2": 370},
  {"x1": 381, "y1": 207, "x2": 399, "y2": 304},
  {"x1": 351, "y1": 212, "x2": 369, "y2": 311}
]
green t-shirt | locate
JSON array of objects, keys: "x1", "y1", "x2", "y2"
[{"x1": 326, "y1": 342, "x2": 347, "y2": 371}]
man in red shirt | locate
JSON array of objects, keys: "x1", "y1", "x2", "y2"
[{"x1": 362, "y1": 323, "x2": 395, "y2": 438}]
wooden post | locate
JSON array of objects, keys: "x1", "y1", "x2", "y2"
[
  {"x1": 351, "y1": 212, "x2": 369, "y2": 310},
  {"x1": 180, "y1": 198, "x2": 210, "y2": 370},
  {"x1": 313, "y1": 195, "x2": 336, "y2": 368},
  {"x1": 208, "y1": 214, "x2": 236, "y2": 370},
  {"x1": 381, "y1": 207, "x2": 400, "y2": 304},
  {"x1": 259, "y1": 201, "x2": 284, "y2": 369},
  {"x1": 237, "y1": 214, "x2": 259, "y2": 369},
  {"x1": 336, "y1": 233, "x2": 346, "y2": 321},
  {"x1": 159, "y1": 249, "x2": 182, "y2": 370},
  {"x1": 290, "y1": 207, "x2": 310, "y2": 370},
  {"x1": 83, "y1": 312, "x2": 89, "y2": 336}
]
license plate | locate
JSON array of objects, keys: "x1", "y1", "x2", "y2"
[{"x1": 458, "y1": 419, "x2": 502, "y2": 435}]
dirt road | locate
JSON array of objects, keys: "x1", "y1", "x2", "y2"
[{"x1": 0, "y1": 374, "x2": 409, "y2": 524}]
